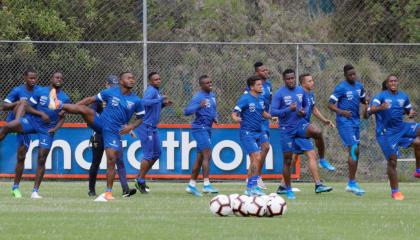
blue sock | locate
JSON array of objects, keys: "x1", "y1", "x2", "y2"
[
  {"x1": 251, "y1": 175, "x2": 258, "y2": 188},
  {"x1": 136, "y1": 178, "x2": 145, "y2": 184},
  {"x1": 12, "y1": 184, "x2": 19, "y2": 190},
  {"x1": 246, "y1": 178, "x2": 253, "y2": 189},
  {"x1": 320, "y1": 158, "x2": 326, "y2": 162},
  {"x1": 286, "y1": 186, "x2": 292, "y2": 192},
  {"x1": 106, "y1": 188, "x2": 112, "y2": 192},
  {"x1": 33, "y1": 188, "x2": 38, "y2": 192},
  {"x1": 416, "y1": 168, "x2": 420, "y2": 173},
  {"x1": 348, "y1": 179, "x2": 356, "y2": 185},
  {"x1": 391, "y1": 188, "x2": 399, "y2": 194}
]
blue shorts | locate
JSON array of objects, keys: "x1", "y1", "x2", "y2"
[
  {"x1": 102, "y1": 129, "x2": 122, "y2": 150},
  {"x1": 88, "y1": 113, "x2": 103, "y2": 133},
  {"x1": 377, "y1": 132, "x2": 414, "y2": 160},
  {"x1": 293, "y1": 138, "x2": 314, "y2": 154},
  {"x1": 279, "y1": 123, "x2": 309, "y2": 153},
  {"x1": 136, "y1": 124, "x2": 161, "y2": 161},
  {"x1": 240, "y1": 130, "x2": 269, "y2": 154},
  {"x1": 192, "y1": 128, "x2": 212, "y2": 152},
  {"x1": 20, "y1": 117, "x2": 54, "y2": 149},
  {"x1": 385, "y1": 122, "x2": 419, "y2": 158},
  {"x1": 17, "y1": 133, "x2": 31, "y2": 148},
  {"x1": 337, "y1": 124, "x2": 360, "y2": 147}
]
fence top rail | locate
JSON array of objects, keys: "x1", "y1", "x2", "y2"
[{"x1": 0, "y1": 40, "x2": 419, "y2": 46}]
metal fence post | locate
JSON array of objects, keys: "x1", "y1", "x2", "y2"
[
  {"x1": 142, "y1": 0, "x2": 148, "y2": 92},
  {"x1": 295, "y1": 43, "x2": 300, "y2": 85}
]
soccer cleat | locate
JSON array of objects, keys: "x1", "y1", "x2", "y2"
[
  {"x1": 319, "y1": 159, "x2": 336, "y2": 171},
  {"x1": 122, "y1": 188, "x2": 137, "y2": 197},
  {"x1": 202, "y1": 184, "x2": 219, "y2": 194},
  {"x1": 88, "y1": 190, "x2": 96, "y2": 197},
  {"x1": 244, "y1": 188, "x2": 252, "y2": 196},
  {"x1": 31, "y1": 191, "x2": 42, "y2": 199},
  {"x1": 276, "y1": 185, "x2": 287, "y2": 195},
  {"x1": 186, "y1": 185, "x2": 202, "y2": 197},
  {"x1": 345, "y1": 183, "x2": 365, "y2": 196},
  {"x1": 257, "y1": 177, "x2": 268, "y2": 190},
  {"x1": 48, "y1": 88, "x2": 61, "y2": 110},
  {"x1": 135, "y1": 181, "x2": 150, "y2": 194},
  {"x1": 315, "y1": 183, "x2": 333, "y2": 193},
  {"x1": 286, "y1": 190, "x2": 296, "y2": 199},
  {"x1": 104, "y1": 192, "x2": 115, "y2": 200},
  {"x1": 11, "y1": 188, "x2": 22, "y2": 198},
  {"x1": 251, "y1": 186, "x2": 266, "y2": 196},
  {"x1": 391, "y1": 192, "x2": 404, "y2": 200},
  {"x1": 413, "y1": 171, "x2": 420, "y2": 178}
]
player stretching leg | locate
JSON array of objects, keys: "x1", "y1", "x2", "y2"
[
  {"x1": 50, "y1": 72, "x2": 143, "y2": 200},
  {"x1": 2, "y1": 68, "x2": 40, "y2": 198},
  {"x1": 134, "y1": 72, "x2": 172, "y2": 194},
  {"x1": 184, "y1": 75, "x2": 219, "y2": 196},
  {"x1": 369, "y1": 75, "x2": 420, "y2": 200},
  {"x1": 277, "y1": 73, "x2": 335, "y2": 194},
  {"x1": 245, "y1": 62, "x2": 272, "y2": 190},
  {"x1": 232, "y1": 75, "x2": 271, "y2": 196},
  {"x1": 0, "y1": 72, "x2": 70, "y2": 198},
  {"x1": 271, "y1": 69, "x2": 333, "y2": 199},
  {"x1": 328, "y1": 65, "x2": 368, "y2": 196}
]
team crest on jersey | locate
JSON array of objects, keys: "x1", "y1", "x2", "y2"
[
  {"x1": 397, "y1": 99, "x2": 405, "y2": 107},
  {"x1": 346, "y1": 91, "x2": 353, "y2": 100},
  {"x1": 205, "y1": 99, "x2": 211, "y2": 108},
  {"x1": 259, "y1": 101, "x2": 265, "y2": 109},
  {"x1": 296, "y1": 94, "x2": 303, "y2": 102},
  {"x1": 249, "y1": 103, "x2": 256, "y2": 112},
  {"x1": 20, "y1": 97, "x2": 28, "y2": 100},
  {"x1": 211, "y1": 97, "x2": 216, "y2": 104},
  {"x1": 111, "y1": 97, "x2": 120, "y2": 107},
  {"x1": 126, "y1": 101, "x2": 134, "y2": 110},
  {"x1": 284, "y1": 95, "x2": 292, "y2": 105},
  {"x1": 40, "y1": 96, "x2": 48, "y2": 105},
  {"x1": 385, "y1": 99, "x2": 392, "y2": 108},
  {"x1": 356, "y1": 89, "x2": 362, "y2": 96}
]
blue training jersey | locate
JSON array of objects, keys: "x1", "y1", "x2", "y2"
[
  {"x1": 329, "y1": 80, "x2": 366, "y2": 127},
  {"x1": 371, "y1": 90, "x2": 411, "y2": 130},
  {"x1": 271, "y1": 86, "x2": 309, "y2": 130},
  {"x1": 305, "y1": 90, "x2": 315, "y2": 122},
  {"x1": 184, "y1": 91, "x2": 218, "y2": 129},
  {"x1": 245, "y1": 79, "x2": 272, "y2": 131},
  {"x1": 96, "y1": 87, "x2": 145, "y2": 132},
  {"x1": 233, "y1": 93, "x2": 266, "y2": 132},
  {"x1": 28, "y1": 86, "x2": 71, "y2": 130},
  {"x1": 141, "y1": 85, "x2": 164, "y2": 127},
  {"x1": 4, "y1": 84, "x2": 41, "y2": 122},
  {"x1": 368, "y1": 92, "x2": 386, "y2": 135}
]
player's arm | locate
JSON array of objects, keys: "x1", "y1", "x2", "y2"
[
  {"x1": 368, "y1": 97, "x2": 388, "y2": 114},
  {"x1": 76, "y1": 96, "x2": 97, "y2": 106},
  {"x1": 26, "y1": 97, "x2": 50, "y2": 122},
  {"x1": 313, "y1": 105, "x2": 335, "y2": 127},
  {"x1": 120, "y1": 101, "x2": 145, "y2": 135},
  {"x1": 298, "y1": 91, "x2": 309, "y2": 117},
  {"x1": 231, "y1": 96, "x2": 245, "y2": 123},
  {"x1": 49, "y1": 114, "x2": 65, "y2": 133},
  {"x1": 270, "y1": 93, "x2": 295, "y2": 117},
  {"x1": 2, "y1": 88, "x2": 20, "y2": 110},
  {"x1": 142, "y1": 89, "x2": 164, "y2": 106},
  {"x1": 262, "y1": 111, "x2": 271, "y2": 120},
  {"x1": 184, "y1": 95, "x2": 203, "y2": 116},
  {"x1": 328, "y1": 87, "x2": 352, "y2": 118}
]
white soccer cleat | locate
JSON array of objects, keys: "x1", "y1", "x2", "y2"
[
  {"x1": 31, "y1": 191, "x2": 43, "y2": 199},
  {"x1": 257, "y1": 177, "x2": 267, "y2": 190}
]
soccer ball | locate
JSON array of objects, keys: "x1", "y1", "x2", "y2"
[
  {"x1": 209, "y1": 195, "x2": 232, "y2": 216},
  {"x1": 266, "y1": 195, "x2": 287, "y2": 217},
  {"x1": 245, "y1": 196, "x2": 267, "y2": 217},
  {"x1": 231, "y1": 195, "x2": 249, "y2": 217},
  {"x1": 228, "y1": 193, "x2": 239, "y2": 208}
]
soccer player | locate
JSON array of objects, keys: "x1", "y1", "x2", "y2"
[
  {"x1": 2, "y1": 68, "x2": 40, "y2": 198},
  {"x1": 271, "y1": 69, "x2": 333, "y2": 199},
  {"x1": 184, "y1": 75, "x2": 219, "y2": 197},
  {"x1": 87, "y1": 75, "x2": 136, "y2": 197},
  {"x1": 245, "y1": 62, "x2": 272, "y2": 190},
  {"x1": 0, "y1": 72, "x2": 70, "y2": 198},
  {"x1": 328, "y1": 64, "x2": 368, "y2": 196},
  {"x1": 369, "y1": 75, "x2": 420, "y2": 200},
  {"x1": 232, "y1": 75, "x2": 271, "y2": 196},
  {"x1": 50, "y1": 72, "x2": 143, "y2": 200},
  {"x1": 134, "y1": 72, "x2": 172, "y2": 194}
]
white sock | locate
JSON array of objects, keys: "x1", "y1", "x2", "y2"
[
  {"x1": 203, "y1": 178, "x2": 210, "y2": 186},
  {"x1": 189, "y1": 179, "x2": 196, "y2": 187}
]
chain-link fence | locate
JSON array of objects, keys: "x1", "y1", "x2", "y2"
[{"x1": 1, "y1": 41, "x2": 419, "y2": 181}]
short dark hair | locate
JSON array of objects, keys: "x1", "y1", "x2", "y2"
[
  {"x1": 148, "y1": 72, "x2": 158, "y2": 80},
  {"x1": 246, "y1": 75, "x2": 261, "y2": 88},
  {"x1": 382, "y1": 80, "x2": 387, "y2": 91},
  {"x1": 299, "y1": 73, "x2": 311, "y2": 84},
  {"x1": 23, "y1": 68, "x2": 37, "y2": 76},
  {"x1": 282, "y1": 69, "x2": 295, "y2": 78},
  {"x1": 254, "y1": 61, "x2": 264, "y2": 71},
  {"x1": 343, "y1": 64, "x2": 354, "y2": 74},
  {"x1": 199, "y1": 75, "x2": 209, "y2": 83},
  {"x1": 119, "y1": 71, "x2": 132, "y2": 79}
]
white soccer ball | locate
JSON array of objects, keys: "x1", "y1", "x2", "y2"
[
  {"x1": 245, "y1": 196, "x2": 267, "y2": 217},
  {"x1": 266, "y1": 195, "x2": 287, "y2": 217},
  {"x1": 209, "y1": 195, "x2": 232, "y2": 216},
  {"x1": 231, "y1": 195, "x2": 249, "y2": 217},
  {"x1": 228, "y1": 193, "x2": 239, "y2": 208}
]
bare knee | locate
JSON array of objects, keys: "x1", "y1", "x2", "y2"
[{"x1": 413, "y1": 139, "x2": 420, "y2": 149}]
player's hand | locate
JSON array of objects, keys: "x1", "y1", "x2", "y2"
[
  {"x1": 213, "y1": 118, "x2": 219, "y2": 125},
  {"x1": 263, "y1": 112, "x2": 271, "y2": 119},
  {"x1": 271, "y1": 116, "x2": 279, "y2": 123},
  {"x1": 48, "y1": 128, "x2": 57, "y2": 133},
  {"x1": 232, "y1": 115, "x2": 242, "y2": 123},
  {"x1": 289, "y1": 102, "x2": 297, "y2": 111},
  {"x1": 163, "y1": 99, "x2": 173, "y2": 106},
  {"x1": 340, "y1": 110, "x2": 352, "y2": 118},
  {"x1": 297, "y1": 108, "x2": 306, "y2": 116},
  {"x1": 409, "y1": 109, "x2": 417, "y2": 118},
  {"x1": 120, "y1": 124, "x2": 134, "y2": 135},
  {"x1": 324, "y1": 119, "x2": 335, "y2": 128},
  {"x1": 41, "y1": 113, "x2": 51, "y2": 123},
  {"x1": 380, "y1": 102, "x2": 389, "y2": 110},
  {"x1": 200, "y1": 99, "x2": 208, "y2": 108}
]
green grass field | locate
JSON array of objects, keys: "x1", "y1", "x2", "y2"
[{"x1": 1, "y1": 181, "x2": 419, "y2": 240}]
